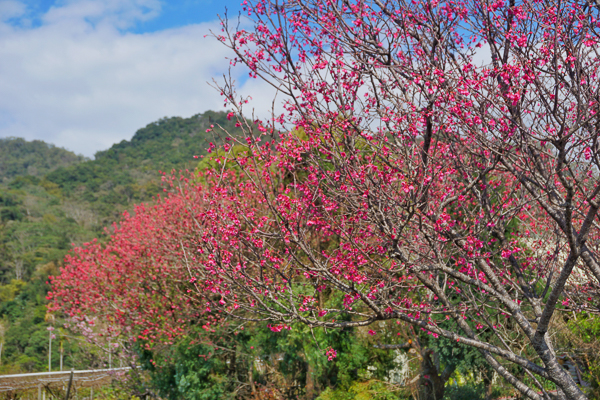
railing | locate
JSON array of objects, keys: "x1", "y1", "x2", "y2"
[{"x1": 0, "y1": 367, "x2": 131, "y2": 393}]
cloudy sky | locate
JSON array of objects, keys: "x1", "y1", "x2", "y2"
[{"x1": 0, "y1": 0, "x2": 276, "y2": 158}]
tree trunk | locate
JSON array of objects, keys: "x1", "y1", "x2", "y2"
[
  {"x1": 419, "y1": 349, "x2": 453, "y2": 400},
  {"x1": 304, "y1": 360, "x2": 321, "y2": 400},
  {"x1": 305, "y1": 360, "x2": 315, "y2": 400},
  {"x1": 483, "y1": 372, "x2": 493, "y2": 400},
  {"x1": 249, "y1": 363, "x2": 257, "y2": 399}
]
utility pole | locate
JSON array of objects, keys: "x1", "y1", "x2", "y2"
[
  {"x1": 48, "y1": 330, "x2": 52, "y2": 372},
  {"x1": 45, "y1": 312, "x2": 55, "y2": 372}
]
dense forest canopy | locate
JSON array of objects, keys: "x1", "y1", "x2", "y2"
[{"x1": 0, "y1": 138, "x2": 86, "y2": 183}]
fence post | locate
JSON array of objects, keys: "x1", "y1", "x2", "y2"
[{"x1": 64, "y1": 368, "x2": 74, "y2": 400}]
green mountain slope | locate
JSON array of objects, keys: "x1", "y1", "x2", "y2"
[
  {"x1": 45, "y1": 110, "x2": 237, "y2": 226},
  {"x1": 0, "y1": 138, "x2": 86, "y2": 183}
]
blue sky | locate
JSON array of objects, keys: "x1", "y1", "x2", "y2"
[
  {"x1": 130, "y1": 0, "x2": 244, "y2": 33},
  {"x1": 0, "y1": 0, "x2": 276, "y2": 157},
  {"x1": 3, "y1": 0, "x2": 245, "y2": 35}
]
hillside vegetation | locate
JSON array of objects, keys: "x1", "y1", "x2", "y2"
[
  {"x1": 0, "y1": 138, "x2": 86, "y2": 183},
  {"x1": 0, "y1": 110, "x2": 236, "y2": 373}
]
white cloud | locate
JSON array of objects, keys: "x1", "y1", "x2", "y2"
[
  {"x1": 471, "y1": 43, "x2": 492, "y2": 67},
  {"x1": 42, "y1": 0, "x2": 162, "y2": 29},
  {"x1": 0, "y1": 0, "x2": 280, "y2": 157},
  {"x1": 0, "y1": 0, "x2": 26, "y2": 22}
]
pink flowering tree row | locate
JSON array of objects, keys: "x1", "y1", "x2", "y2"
[{"x1": 48, "y1": 172, "x2": 246, "y2": 347}]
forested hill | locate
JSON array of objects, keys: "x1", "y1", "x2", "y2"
[
  {"x1": 44, "y1": 110, "x2": 238, "y2": 226},
  {"x1": 0, "y1": 138, "x2": 86, "y2": 183},
  {"x1": 0, "y1": 110, "x2": 238, "y2": 373}
]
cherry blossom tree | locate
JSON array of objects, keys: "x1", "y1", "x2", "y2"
[{"x1": 193, "y1": 0, "x2": 600, "y2": 398}]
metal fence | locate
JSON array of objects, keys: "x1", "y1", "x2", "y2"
[{"x1": 0, "y1": 367, "x2": 131, "y2": 398}]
